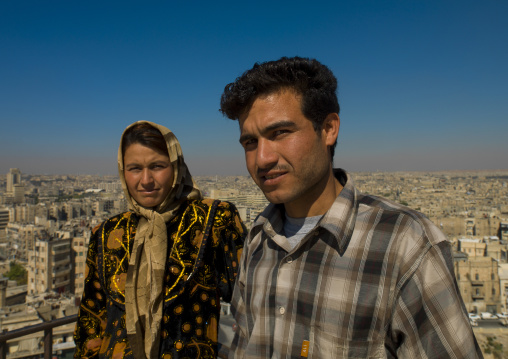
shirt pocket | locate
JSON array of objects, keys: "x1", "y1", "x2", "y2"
[{"x1": 309, "y1": 327, "x2": 387, "y2": 359}]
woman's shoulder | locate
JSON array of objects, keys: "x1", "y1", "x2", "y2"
[
  {"x1": 185, "y1": 199, "x2": 242, "y2": 220},
  {"x1": 91, "y1": 211, "x2": 138, "y2": 236},
  {"x1": 188, "y1": 198, "x2": 238, "y2": 210}
]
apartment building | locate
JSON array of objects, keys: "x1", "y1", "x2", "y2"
[
  {"x1": 458, "y1": 238, "x2": 486, "y2": 257},
  {"x1": 0, "y1": 207, "x2": 8, "y2": 241},
  {"x1": 72, "y1": 236, "x2": 88, "y2": 300},
  {"x1": 27, "y1": 235, "x2": 72, "y2": 296},
  {"x1": 455, "y1": 256, "x2": 502, "y2": 314},
  {"x1": 499, "y1": 263, "x2": 508, "y2": 314}
]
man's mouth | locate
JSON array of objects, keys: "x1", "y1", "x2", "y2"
[{"x1": 264, "y1": 173, "x2": 282, "y2": 180}]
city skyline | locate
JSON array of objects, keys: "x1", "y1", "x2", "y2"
[{"x1": 1, "y1": 1, "x2": 507, "y2": 176}]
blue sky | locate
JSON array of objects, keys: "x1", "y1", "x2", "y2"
[{"x1": 1, "y1": 1, "x2": 507, "y2": 176}]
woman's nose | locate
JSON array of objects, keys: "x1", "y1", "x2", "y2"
[{"x1": 140, "y1": 169, "x2": 154, "y2": 185}]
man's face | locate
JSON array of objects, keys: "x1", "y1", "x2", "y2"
[{"x1": 239, "y1": 90, "x2": 338, "y2": 217}]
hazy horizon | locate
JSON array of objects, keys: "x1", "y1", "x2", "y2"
[{"x1": 1, "y1": 1, "x2": 507, "y2": 177}]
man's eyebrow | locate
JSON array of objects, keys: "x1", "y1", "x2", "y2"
[
  {"x1": 264, "y1": 120, "x2": 297, "y2": 133},
  {"x1": 239, "y1": 120, "x2": 297, "y2": 144}
]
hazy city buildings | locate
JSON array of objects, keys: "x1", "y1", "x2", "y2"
[{"x1": 0, "y1": 168, "x2": 507, "y2": 357}]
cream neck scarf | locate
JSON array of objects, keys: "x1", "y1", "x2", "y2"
[{"x1": 118, "y1": 121, "x2": 202, "y2": 359}]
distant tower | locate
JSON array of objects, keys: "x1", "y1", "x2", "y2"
[
  {"x1": 6, "y1": 168, "x2": 22, "y2": 193},
  {"x1": 0, "y1": 208, "x2": 8, "y2": 241}
]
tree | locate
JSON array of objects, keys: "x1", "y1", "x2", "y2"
[{"x1": 5, "y1": 261, "x2": 28, "y2": 285}]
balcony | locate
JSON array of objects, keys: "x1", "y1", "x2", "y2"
[
  {"x1": 471, "y1": 281, "x2": 484, "y2": 286},
  {"x1": 53, "y1": 278, "x2": 70, "y2": 287},
  {"x1": 52, "y1": 256, "x2": 71, "y2": 266},
  {"x1": 51, "y1": 246, "x2": 70, "y2": 255},
  {"x1": 53, "y1": 266, "x2": 71, "y2": 275}
]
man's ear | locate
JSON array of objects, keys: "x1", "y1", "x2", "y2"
[{"x1": 322, "y1": 113, "x2": 340, "y2": 146}]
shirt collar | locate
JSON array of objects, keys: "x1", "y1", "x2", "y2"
[{"x1": 251, "y1": 168, "x2": 358, "y2": 255}]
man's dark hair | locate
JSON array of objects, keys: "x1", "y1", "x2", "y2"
[{"x1": 220, "y1": 56, "x2": 340, "y2": 159}]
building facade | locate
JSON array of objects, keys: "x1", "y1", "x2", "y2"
[
  {"x1": 27, "y1": 236, "x2": 72, "y2": 296},
  {"x1": 455, "y1": 256, "x2": 502, "y2": 314}
]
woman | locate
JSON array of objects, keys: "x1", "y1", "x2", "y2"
[{"x1": 74, "y1": 121, "x2": 245, "y2": 358}]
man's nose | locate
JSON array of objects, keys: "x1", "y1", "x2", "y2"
[{"x1": 256, "y1": 139, "x2": 278, "y2": 170}]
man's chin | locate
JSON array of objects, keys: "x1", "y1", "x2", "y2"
[{"x1": 262, "y1": 192, "x2": 285, "y2": 205}]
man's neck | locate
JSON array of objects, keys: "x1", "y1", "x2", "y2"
[{"x1": 284, "y1": 171, "x2": 343, "y2": 218}]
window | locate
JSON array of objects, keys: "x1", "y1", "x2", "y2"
[
  {"x1": 492, "y1": 288, "x2": 496, "y2": 295},
  {"x1": 476, "y1": 289, "x2": 480, "y2": 295},
  {"x1": 491, "y1": 273, "x2": 495, "y2": 280},
  {"x1": 475, "y1": 273, "x2": 479, "y2": 280}
]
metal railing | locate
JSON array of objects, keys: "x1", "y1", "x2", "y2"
[
  {"x1": 0, "y1": 314, "x2": 229, "y2": 359},
  {"x1": 0, "y1": 314, "x2": 77, "y2": 359}
]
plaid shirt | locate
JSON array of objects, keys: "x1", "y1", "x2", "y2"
[{"x1": 229, "y1": 169, "x2": 482, "y2": 358}]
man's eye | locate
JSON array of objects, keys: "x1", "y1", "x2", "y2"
[
  {"x1": 242, "y1": 139, "x2": 257, "y2": 148},
  {"x1": 273, "y1": 129, "x2": 289, "y2": 137}
]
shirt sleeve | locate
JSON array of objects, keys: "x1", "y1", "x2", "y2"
[
  {"x1": 389, "y1": 241, "x2": 484, "y2": 358},
  {"x1": 213, "y1": 201, "x2": 246, "y2": 303},
  {"x1": 73, "y1": 225, "x2": 108, "y2": 359}
]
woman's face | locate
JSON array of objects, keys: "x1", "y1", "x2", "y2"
[{"x1": 123, "y1": 143, "x2": 174, "y2": 208}]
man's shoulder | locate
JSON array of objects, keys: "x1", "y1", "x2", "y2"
[{"x1": 356, "y1": 192, "x2": 447, "y2": 246}]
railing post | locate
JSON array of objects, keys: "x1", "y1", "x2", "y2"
[
  {"x1": 0, "y1": 329, "x2": 7, "y2": 359},
  {"x1": 44, "y1": 328, "x2": 53, "y2": 359}
]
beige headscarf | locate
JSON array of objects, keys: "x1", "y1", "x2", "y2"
[{"x1": 118, "y1": 121, "x2": 202, "y2": 359}]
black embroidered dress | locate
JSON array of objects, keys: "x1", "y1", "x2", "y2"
[{"x1": 74, "y1": 198, "x2": 245, "y2": 358}]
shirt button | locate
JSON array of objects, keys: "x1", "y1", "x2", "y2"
[
  {"x1": 286, "y1": 257, "x2": 293, "y2": 264},
  {"x1": 279, "y1": 306, "x2": 285, "y2": 315}
]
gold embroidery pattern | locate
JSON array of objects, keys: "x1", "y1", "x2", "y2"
[{"x1": 74, "y1": 200, "x2": 246, "y2": 359}]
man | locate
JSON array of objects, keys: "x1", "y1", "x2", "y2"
[{"x1": 219, "y1": 56, "x2": 482, "y2": 358}]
